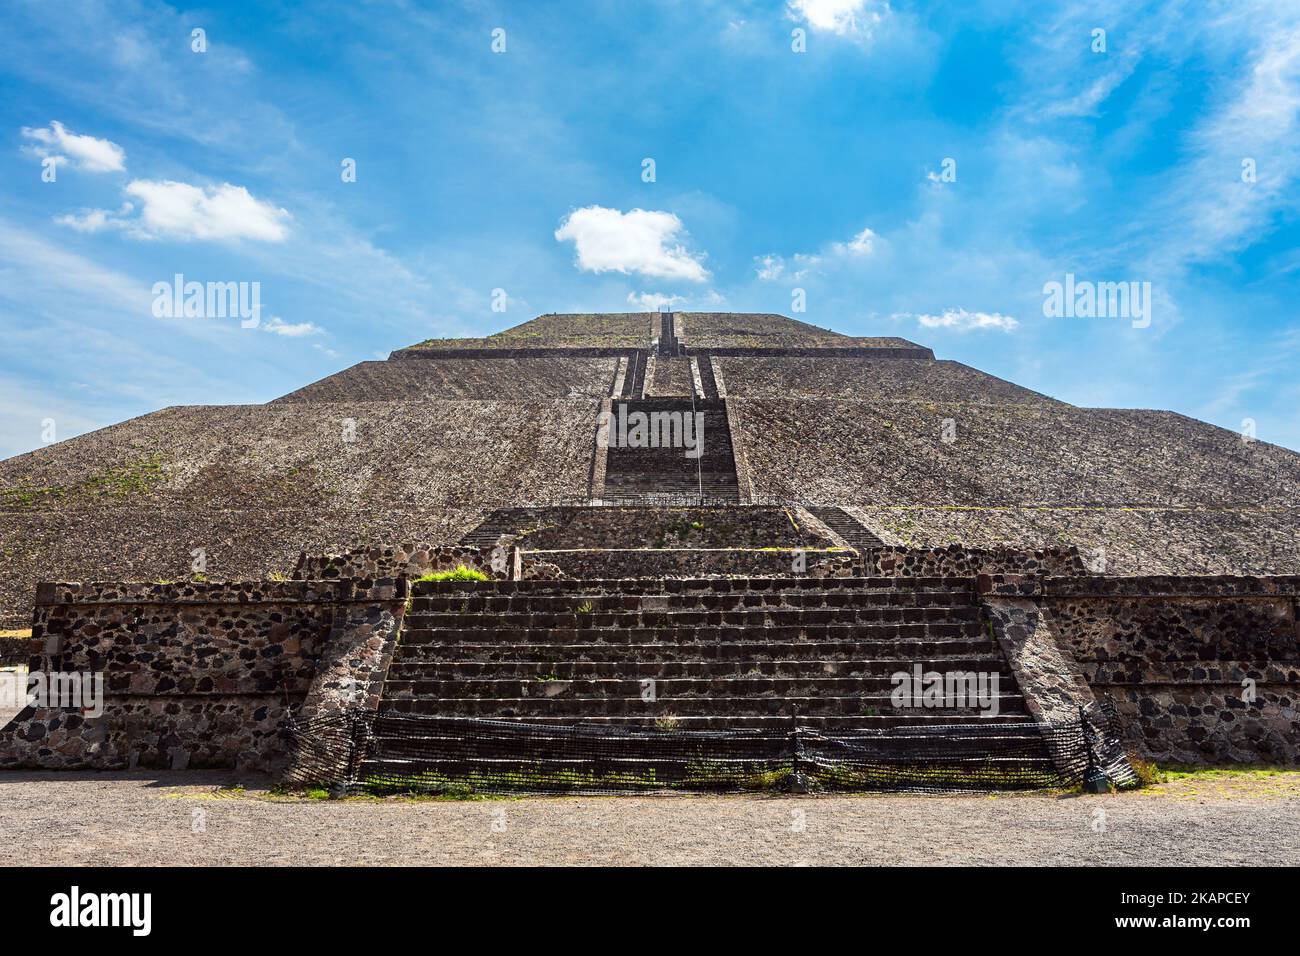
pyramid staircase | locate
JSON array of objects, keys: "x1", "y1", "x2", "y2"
[
  {"x1": 377, "y1": 576, "x2": 1036, "y2": 733},
  {"x1": 457, "y1": 508, "x2": 536, "y2": 549},
  {"x1": 696, "y1": 355, "x2": 720, "y2": 398},
  {"x1": 807, "y1": 507, "x2": 886, "y2": 551},
  {"x1": 658, "y1": 312, "x2": 682, "y2": 355},
  {"x1": 620, "y1": 351, "x2": 647, "y2": 399},
  {"x1": 601, "y1": 398, "x2": 740, "y2": 503}
]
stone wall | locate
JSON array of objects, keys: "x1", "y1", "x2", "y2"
[
  {"x1": 508, "y1": 505, "x2": 831, "y2": 551},
  {"x1": 975, "y1": 574, "x2": 1300, "y2": 763},
  {"x1": 295, "y1": 544, "x2": 504, "y2": 580},
  {"x1": 866, "y1": 545, "x2": 1088, "y2": 577},
  {"x1": 520, "y1": 548, "x2": 857, "y2": 580},
  {"x1": 1039, "y1": 576, "x2": 1300, "y2": 763},
  {"x1": 0, "y1": 578, "x2": 407, "y2": 771}
]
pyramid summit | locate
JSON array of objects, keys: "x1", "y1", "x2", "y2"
[{"x1": 2, "y1": 308, "x2": 1299, "y2": 626}]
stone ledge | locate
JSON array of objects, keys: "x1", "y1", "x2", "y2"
[
  {"x1": 34, "y1": 579, "x2": 407, "y2": 607},
  {"x1": 1046, "y1": 575, "x2": 1300, "y2": 598}
]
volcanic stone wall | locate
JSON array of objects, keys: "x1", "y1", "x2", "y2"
[
  {"x1": 0, "y1": 578, "x2": 406, "y2": 771},
  {"x1": 294, "y1": 544, "x2": 505, "y2": 580},
  {"x1": 509, "y1": 506, "x2": 830, "y2": 550},
  {"x1": 866, "y1": 545, "x2": 1087, "y2": 577},
  {"x1": 519, "y1": 548, "x2": 858, "y2": 579},
  {"x1": 1041, "y1": 576, "x2": 1300, "y2": 763}
]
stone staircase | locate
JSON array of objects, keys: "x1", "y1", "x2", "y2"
[
  {"x1": 458, "y1": 508, "x2": 536, "y2": 548},
  {"x1": 658, "y1": 312, "x2": 682, "y2": 355},
  {"x1": 377, "y1": 576, "x2": 1036, "y2": 730},
  {"x1": 697, "y1": 355, "x2": 719, "y2": 398},
  {"x1": 601, "y1": 398, "x2": 740, "y2": 503},
  {"x1": 807, "y1": 507, "x2": 886, "y2": 551},
  {"x1": 620, "y1": 351, "x2": 647, "y2": 399}
]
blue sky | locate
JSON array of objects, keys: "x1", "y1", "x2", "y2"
[{"x1": 2, "y1": 0, "x2": 1299, "y2": 458}]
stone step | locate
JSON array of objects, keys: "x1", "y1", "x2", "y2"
[
  {"x1": 405, "y1": 598, "x2": 977, "y2": 621},
  {"x1": 398, "y1": 622, "x2": 984, "y2": 648},
  {"x1": 457, "y1": 507, "x2": 536, "y2": 548},
  {"x1": 404, "y1": 613, "x2": 981, "y2": 634},
  {"x1": 391, "y1": 638, "x2": 999, "y2": 663},
  {"x1": 409, "y1": 575, "x2": 975, "y2": 594},
  {"x1": 360, "y1": 754, "x2": 1058, "y2": 782},
  {"x1": 382, "y1": 676, "x2": 1022, "y2": 701},
  {"x1": 385, "y1": 655, "x2": 1008, "y2": 680},
  {"x1": 408, "y1": 591, "x2": 979, "y2": 614},
  {"x1": 378, "y1": 694, "x2": 1028, "y2": 718}
]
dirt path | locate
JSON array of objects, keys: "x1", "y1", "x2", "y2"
[{"x1": 2, "y1": 770, "x2": 1297, "y2": 866}]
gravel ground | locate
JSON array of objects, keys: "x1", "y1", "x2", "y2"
[{"x1": 1, "y1": 770, "x2": 1297, "y2": 865}]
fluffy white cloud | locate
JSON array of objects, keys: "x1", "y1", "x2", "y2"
[
  {"x1": 124, "y1": 180, "x2": 289, "y2": 241},
  {"x1": 555, "y1": 206, "x2": 709, "y2": 282},
  {"x1": 627, "y1": 292, "x2": 683, "y2": 310},
  {"x1": 55, "y1": 181, "x2": 290, "y2": 242},
  {"x1": 898, "y1": 308, "x2": 1019, "y2": 332},
  {"x1": 787, "y1": 0, "x2": 885, "y2": 37},
  {"x1": 20, "y1": 121, "x2": 126, "y2": 172},
  {"x1": 262, "y1": 316, "x2": 323, "y2": 337}
]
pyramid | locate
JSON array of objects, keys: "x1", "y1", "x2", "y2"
[{"x1": 2, "y1": 310, "x2": 1298, "y2": 626}]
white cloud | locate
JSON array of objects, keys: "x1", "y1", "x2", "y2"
[
  {"x1": 124, "y1": 180, "x2": 289, "y2": 241},
  {"x1": 55, "y1": 181, "x2": 290, "y2": 242},
  {"x1": 897, "y1": 308, "x2": 1019, "y2": 332},
  {"x1": 262, "y1": 316, "x2": 324, "y2": 337},
  {"x1": 832, "y1": 226, "x2": 876, "y2": 255},
  {"x1": 55, "y1": 203, "x2": 134, "y2": 233},
  {"x1": 20, "y1": 120, "x2": 126, "y2": 172},
  {"x1": 754, "y1": 255, "x2": 785, "y2": 280},
  {"x1": 756, "y1": 225, "x2": 876, "y2": 280},
  {"x1": 627, "y1": 292, "x2": 683, "y2": 310},
  {"x1": 555, "y1": 206, "x2": 709, "y2": 282},
  {"x1": 787, "y1": 0, "x2": 885, "y2": 37}
]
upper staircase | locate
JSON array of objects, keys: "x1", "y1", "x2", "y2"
[{"x1": 601, "y1": 398, "x2": 740, "y2": 503}]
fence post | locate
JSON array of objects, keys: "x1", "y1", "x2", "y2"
[
  {"x1": 783, "y1": 704, "x2": 811, "y2": 793},
  {"x1": 334, "y1": 710, "x2": 368, "y2": 798},
  {"x1": 1079, "y1": 704, "x2": 1112, "y2": 793}
]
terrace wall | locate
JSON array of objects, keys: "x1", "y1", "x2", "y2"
[
  {"x1": 0, "y1": 579, "x2": 407, "y2": 771},
  {"x1": 980, "y1": 575, "x2": 1300, "y2": 763}
]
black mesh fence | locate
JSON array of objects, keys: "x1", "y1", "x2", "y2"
[{"x1": 283, "y1": 702, "x2": 1136, "y2": 796}]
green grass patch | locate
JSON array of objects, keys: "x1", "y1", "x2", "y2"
[
  {"x1": 413, "y1": 565, "x2": 489, "y2": 583},
  {"x1": 1141, "y1": 763, "x2": 1296, "y2": 784}
]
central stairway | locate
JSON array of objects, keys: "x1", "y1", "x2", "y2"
[
  {"x1": 377, "y1": 576, "x2": 1034, "y2": 730},
  {"x1": 601, "y1": 398, "x2": 740, "y2": 503}
]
